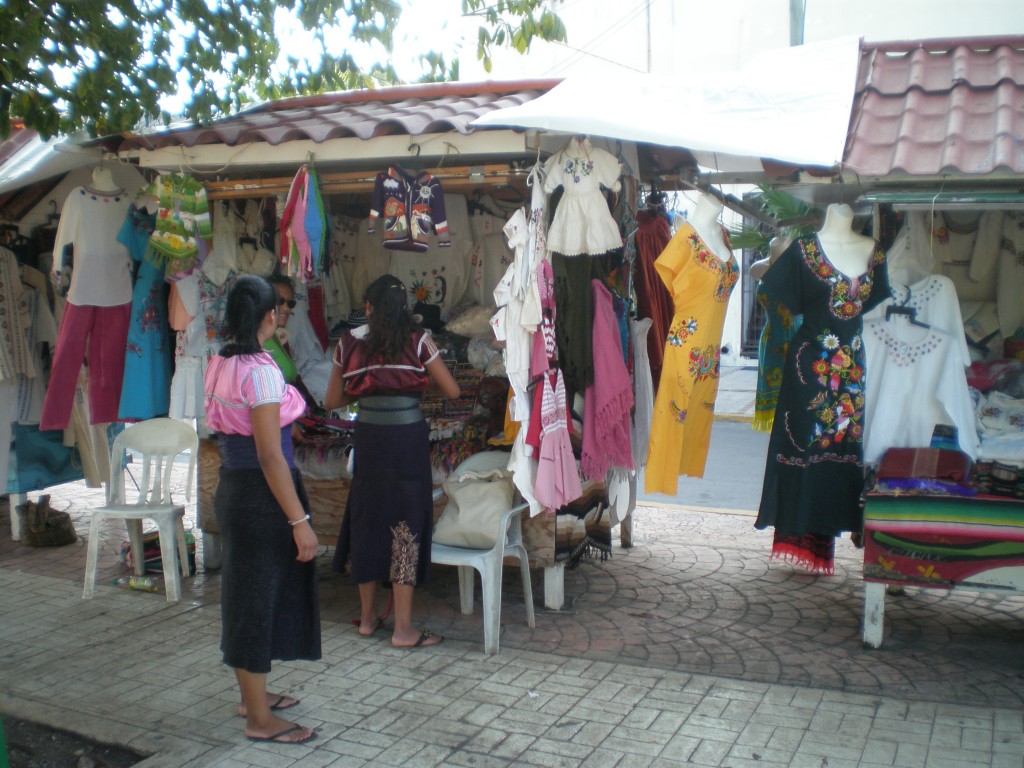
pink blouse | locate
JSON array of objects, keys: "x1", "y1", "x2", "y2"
[{"x1": 204, "y1": 351, "x2": 306, "y2": 435}]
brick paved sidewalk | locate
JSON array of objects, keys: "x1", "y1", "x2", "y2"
[{"x1": 3, "y1": 470, "x2": 1024, "y2": 766}]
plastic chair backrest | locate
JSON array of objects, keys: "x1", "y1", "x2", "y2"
[{"x1": 107, "y1": 418, "x2": 199, "y2": 507}]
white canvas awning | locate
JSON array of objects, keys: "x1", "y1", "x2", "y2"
[{"x1": 471, "y1": 36, "x2": 863, "y2": 171}]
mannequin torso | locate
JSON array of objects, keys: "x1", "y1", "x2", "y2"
[
  {"x1": 689, "y1": 193, "x2": 730, "y2": 259},
  {"x1": 815, "y1": 203, "x2": 874, "y2": 277},
  {"x1": 750, "y1": 233, "x2": 793, "y2": 281},
  {"x1": 90, "y1": 166, "x2": 121, "y2": 193}
]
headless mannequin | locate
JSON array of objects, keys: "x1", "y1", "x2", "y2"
[
  {"x1": 815, "y1": 203, "x2": 874, "y2": 277},
  {"x1": 749, "y1": 234, "x2": 793, "y2": 281},
  {"x1": 90, "y1": 165, "x2": 121, "y2": 193},
  {"x1": 688, "y1": 192, "x2": 730, "y2": 259}
]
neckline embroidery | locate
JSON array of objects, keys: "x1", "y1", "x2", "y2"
[{"x1": 801, "y1": 237, "x2": 880, "y2": 320}]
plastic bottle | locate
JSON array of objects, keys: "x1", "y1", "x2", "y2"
[{"x1": 112, "y1": 575, "x2": 160, "y2": 593}]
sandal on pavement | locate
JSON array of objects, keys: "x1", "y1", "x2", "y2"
[
  {"x1": 352, "y1": 615, "x2": 384, "y2": 637},
  {"x1": 393, "y1": 629, "x2": 444, "y2": 649},
  {"x1": 246, "y1": 723, "x2": 317, "y2": 744},
  {"x1": 237, "y1": 693, "x2": 300, "y2": 718}
]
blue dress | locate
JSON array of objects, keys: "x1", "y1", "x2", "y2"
[{"x1": 117, "y1": 204, "x2": 171, "y2": 420}]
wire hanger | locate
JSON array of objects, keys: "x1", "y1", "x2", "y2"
[{"x1": 884, "y1": 286, "x2": 929, "y2": 328}]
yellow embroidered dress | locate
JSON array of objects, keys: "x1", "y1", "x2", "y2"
[{"x1": 645, "y1": 223, "x2": 739, "y2": 494}]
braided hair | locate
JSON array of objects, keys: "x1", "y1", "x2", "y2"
[
  {"x1": 364, "y1": 274, "x2": 418, "y2": 363},
  {"x1": 220, "y1": 275, "x2": 276, "y2": 358}
]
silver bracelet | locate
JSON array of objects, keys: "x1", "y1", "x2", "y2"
[{"x1": 288, "y1": 514, "x2": 311, "y2": 527}]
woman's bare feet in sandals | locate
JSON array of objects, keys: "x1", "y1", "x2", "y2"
[
  {"x1": 392, "y1": 628, "x2": 444, "y2": 648},
  {"x1": 237, "y1": 692, "x2": 300, "y2": 718},
  {"x1": 244, "y1": 716, "x2": 316, "y2": 744}
]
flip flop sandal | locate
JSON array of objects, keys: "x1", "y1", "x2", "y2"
[
  {"x1": 237, "y1": 693, "x2": 300, "y2": 717},
  {"x1": 393, "y1": 629, "x2": 444, "y2": 649},
  {"x1": 246, "y1": 724, "x2": 317, "y2": 744}
]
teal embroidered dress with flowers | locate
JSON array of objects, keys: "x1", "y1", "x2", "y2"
[{"x1": 755, "y1": 236, "x2": 889, "y2": 573}]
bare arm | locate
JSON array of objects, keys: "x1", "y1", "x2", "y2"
[
  {"x1": 426, "y1": 355, "x2": 460, "y2": 400},
  {"x1": 251, "y1": 402, "x2": 318, "y2": 562}
]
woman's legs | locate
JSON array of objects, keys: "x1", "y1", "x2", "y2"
[
  {"x1": 390, "y1": 583, "x2": 441, "y2": 647},
  {"x1": 357, "y1": 581, "x2": 379, "y2": 635},
  {"x1": 236, "y1": 669, "x2": 314, "y2": 741}
]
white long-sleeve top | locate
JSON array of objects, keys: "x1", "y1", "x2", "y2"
[{"x1": 53, "y1": 186, "x2": 133, "y2": 306}]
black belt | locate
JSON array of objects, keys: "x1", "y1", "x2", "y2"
[{"x1": 358, "y1": 395, "x2": 423, "y2": 425}]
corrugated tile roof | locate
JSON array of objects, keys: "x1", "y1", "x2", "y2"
[
  {"x1": 117, "y1": 79, "x2": 561, "y2": 152},
  {"x1": 845, "y1": 36, "x2": 1024, "y2": 177}
]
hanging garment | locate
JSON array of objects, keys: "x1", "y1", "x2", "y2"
[
  {"x1": 369, "y1": 166, "x2": 450, "y2": 252},
  {"x1": 535, "y1": 369, "x2": 583, "y2": 514},
  {"x1": 581, "y1": 280, "x2": 634, "y2": 481},
  {"x1": 542, "y1": 137, "x2": 622, "y2": 257},
  {"x1": 552, "y1": 252, "x2": 610, "y2": 398},
  {"x1": 16, "y1": 282, "x2": 57, "y2": 425},
  {"x1": 51, "y1": 186, "x2": 133, "y2": 308},
  {"x1": 633, "y1": 210, "x2": 673, "y2": 390},
  {"x1": 323, "y1": 212, "x2": 358, "y2": 327},
  {"x1": 645, "y1": 223, "x2": 739, "y2": 494},
  {"x1": 40, "y1": 303, "x2": 131, "y2": 429},
  {"x1": 629, "y1": 317, "x2": 655, "y2": 469},
  {"x1": 755, "y1": 236, "x2": 890, "y2": 574},
  {"x1": 0, "y1": 247, "x2": 35, "y2": 383},
  {"x1": 862, "y1": 320, "x2": 980, "y2": 464},
  {"x1": 753, "y1": 282, "x2": 803, "y2": 433},
  {"x1": 864, "y1": 274, "x2": 971, "y2": 366},
  {"x1": 465, "y1": 210, "x2": 514, "y2": 306},
  {"x1": 117, "y1": 204, "x2": 171, "y2": 421}
]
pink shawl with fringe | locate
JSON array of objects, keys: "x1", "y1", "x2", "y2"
[{"x1": 581, "y1": 280, "x2": 635, "y2": 480}]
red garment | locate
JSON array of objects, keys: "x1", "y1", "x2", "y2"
[
  {"x1": 634, "y1": 210, "x2": 673, "y2": 391},
  {"x1": 335, "y1": 327, "x2": 437, "y2": 397},
  {"x1": 304, "y1": 283, "x2": 329, "y2": 352}
]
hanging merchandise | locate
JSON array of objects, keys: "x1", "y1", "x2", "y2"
[
  {"x1": 117, "y1": 203, "x2": 171, "y2": 421},
  {"x1": 41, "y1": 175, "x2": 134, "y2": 432},
  {"x1": 645, "y1": 194, "x2": 739, "y2": 495},
  {"x1": 279, "y1": 164, "x2": 327, "y2": 280},
  {"x1": 754, "y1": 204, "x2": 891, "y2": 575},
  {"x1": 580, "y1": 280, "x2": 635, "y2": 481},
  {"x1": 147, "y1": 172, "x2": 212, "y2": 281},
  {"x1": 542, "y1": 136, "x2": 623, "y2": 257},
  {"x1": 369, "y1": 166, "x2": 451, "y2": 252},
  {"x1": 752, "y1": 283, "x2": 802, "y2": 432}
]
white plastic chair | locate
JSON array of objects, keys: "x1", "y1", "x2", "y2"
[
  {"x1": 82, "y1": 418, "x2": 198, "y2": 601},
  {"x1": 431, "y1": 499, "x2": 536, "y2": 654}
]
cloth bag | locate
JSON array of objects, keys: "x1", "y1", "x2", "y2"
[{"x1": 433, "y1": 451, "x2": 514, "y2": 548}]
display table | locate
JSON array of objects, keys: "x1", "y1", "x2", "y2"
[{"x1": 862, "y1": 492, "x2": 1024, "y2": 648}]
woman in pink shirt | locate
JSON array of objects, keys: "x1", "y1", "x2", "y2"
[{"x1": 204, "y1": 275, "x2": 320, "y2": 745}]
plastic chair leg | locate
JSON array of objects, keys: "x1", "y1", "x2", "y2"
[
  {"x1": 481, "y1": 558, "x2": 503, "y2": 655},
  {"x1": 457, "y1": 565, "x2": 475, "y2": 614},
  {"x1": 514, "y1": 546, "x2": 536, "y2": 629},
  {"x1": 174, "y1": 519, "x2": 190, "y2": 580},
  {"x1": 82, "y1": 515, "x2": 103, "y2": 599},
  {"x1": 156, "y1": 521, "x2": 182, "y2": 601},
  {"x1": 126, "y1": 518, "x2": 145, "y2": 577}
]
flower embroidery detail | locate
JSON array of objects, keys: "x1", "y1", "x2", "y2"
[
  {"x1": 800, "y1": 239, "x2": 878, "y2": 320},
  {"x1": 688, "y1": 345, "x2": 720, "y2": 382},
  {"x1": 822, "y1": 333, "x2": 840, "y2": 351},
  {"x1": 688, "y1": 231, "x2": 739, "y2": 301},
  {"x1": 667, "y1": 317, "x2": 698, "y2": 346}
]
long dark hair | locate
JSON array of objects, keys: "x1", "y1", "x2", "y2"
[
  {"x1": 220, "y1": 275, "x2": 276, "y2": 357},
  {"x1": 364, "y1": 274, "x2": 417, "y2": 362}
]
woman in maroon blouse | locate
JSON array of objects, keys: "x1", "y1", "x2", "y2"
[{"x1": 325, "y1": 274, "x2": 459, "y2": 647}]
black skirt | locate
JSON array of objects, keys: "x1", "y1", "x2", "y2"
[
  {"x1": 216, "y1": 467, "x2": 321, "y2": 673},
  {"x1": 333, "y1": 419, "x2": 433, "y2": 585}
]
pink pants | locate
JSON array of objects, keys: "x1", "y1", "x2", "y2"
[{"x1": 40, "y1": 302, "x2": 131, "y2": 431}]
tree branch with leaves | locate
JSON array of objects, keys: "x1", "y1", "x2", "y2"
[{"x1": 0, "y1": 0, "x2": 567, "y2": 140}]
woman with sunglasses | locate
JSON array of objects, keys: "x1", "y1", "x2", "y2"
[{"x1": 263, "y1": 273, "x2": 319, "y2": 414}]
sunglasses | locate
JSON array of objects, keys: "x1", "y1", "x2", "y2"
[{"x1": 277, "y1": 297, "x2": 297, "y2": 309}]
